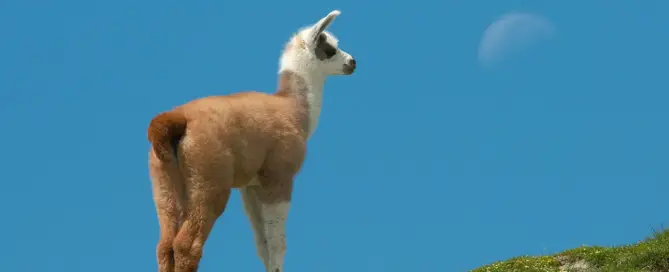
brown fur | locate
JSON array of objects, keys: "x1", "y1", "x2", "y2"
[
  {"x1": 148, "y1": 111, "x2": 188, "y2": 162},
  {"x1": 147, "y1": 71, "x2": 309, "y2": 272}
]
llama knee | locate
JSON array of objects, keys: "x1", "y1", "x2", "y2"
[
  {"x1": 157, "y1": 237, "x2": 174, "y2": 259},
  {"x1": 156, "y1": 237, "x2": 175, "y2": 272},
  {"x1": 172, "y1": 236, "x2": 204, "y2": 271},
  {"x1": 256, "y1": 238, "x2": 269, "y2": 263},
  {"x1": 265, "y1": 235, "x2": 286, "y2": 253},
  {"x1": 173, "y1": 237, "x2": 203, "y2": 258}
]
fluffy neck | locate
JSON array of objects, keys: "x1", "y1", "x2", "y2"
[{"x1": 276, "y1": 58, "x2": 326, "y2": 139}]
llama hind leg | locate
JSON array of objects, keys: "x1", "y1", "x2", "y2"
[
  {"x1": 155, "y1": 207, "x2": 180, "y2": 272},
  {"x1": 240, "y1": 186, "x2": 269, "y2": 267},
  {"x1": 149, "y1": 160, "x2": 185, "y2": 272},
  {"x1": 173, "y1": 184, "x2": 231, "y2": 272}
]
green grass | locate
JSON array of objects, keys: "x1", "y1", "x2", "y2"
[{"x1": 472, "y1": 228, "x2": 669, "y2": 272}]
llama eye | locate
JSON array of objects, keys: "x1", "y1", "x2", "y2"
[
  {"x1": 324, "y1": 48, "x2": 337, "y2": 58},
  {"x1": 314, "y1": 34, "x2": 337, "y2": 60}
]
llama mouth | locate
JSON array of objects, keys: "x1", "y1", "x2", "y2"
[{"x1": 342, "y1": 65, "x2": 356, "y2": 75}]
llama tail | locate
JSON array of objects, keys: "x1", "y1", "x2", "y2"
[{"x1": 147, "y1": 110, "x2": 188, "y2": 162}]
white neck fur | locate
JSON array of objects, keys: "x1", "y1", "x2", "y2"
[{"x1": 279, "y1": 53, "x2": 326, "y2": 138}]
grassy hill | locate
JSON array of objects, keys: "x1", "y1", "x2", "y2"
[{"x1": 472, "y1": 228, "x2": 669, "y2": 272}]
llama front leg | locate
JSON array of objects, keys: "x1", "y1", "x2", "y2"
[
  {"x1": 239, "y1": 186, "x2": 269, "y2": 267},
  {"x1": 259, "y1": 200, "x2": 290, "y2": 272},
  {"x1": 255, "y1": 172, "x2": 294, "y2": 272}
]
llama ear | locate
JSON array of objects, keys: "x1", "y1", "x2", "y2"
[{"x1": 310, "y1": 10, "x2": 341, "y2": 42}]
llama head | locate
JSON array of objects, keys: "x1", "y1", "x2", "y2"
[{"x1": 280, "y1": 10, "x2": 356, "y2": 77}]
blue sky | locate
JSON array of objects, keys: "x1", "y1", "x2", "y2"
[{"x1": 1, "y1": 0, "x2": 668, "y2": 271}]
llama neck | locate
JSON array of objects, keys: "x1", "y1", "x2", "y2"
[{"x1": 275, "y1": 68, "x2": 325, "y2": 139}]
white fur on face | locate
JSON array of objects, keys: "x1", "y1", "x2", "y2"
[
  {"x1": 280, "y1": 31, "x2": 354, "y2": 76},
  {"x1": 279, "y1": 11, "x2": 355, "y2": 77}
]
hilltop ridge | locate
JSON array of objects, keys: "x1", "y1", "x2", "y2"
[{"x1": 472, "y1": 228, "x2": 669, "y2": 272}]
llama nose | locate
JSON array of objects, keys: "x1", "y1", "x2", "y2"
[{"x1": 348, "y1": 59, "x2": 356, "y2": 68}]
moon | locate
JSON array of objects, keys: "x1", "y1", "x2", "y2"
[{"x1": 478, "y1": 12, "x2": 556, "y2": 67}]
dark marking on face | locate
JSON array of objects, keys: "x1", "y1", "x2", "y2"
[{"x1": 314, "y1": 34, "x2": 337, "y2": 61}]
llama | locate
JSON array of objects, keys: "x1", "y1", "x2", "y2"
[{"x1": 147, "y1": 10, "x2": 356, "y2": 272}]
